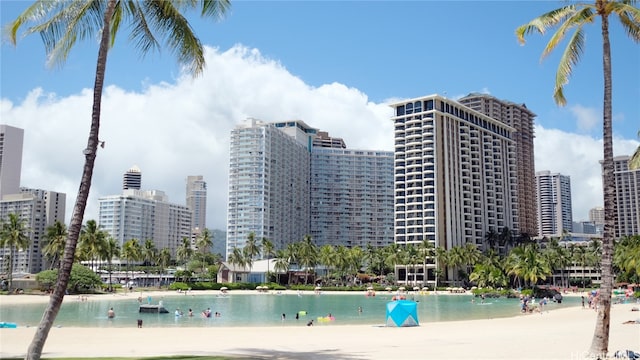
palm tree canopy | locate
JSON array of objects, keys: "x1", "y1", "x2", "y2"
[
  {"x1": 7, "y1": 0, "x2": 231, "y2": 74},
  {"x1": 516, "y1": 2, "x2": 640, "y2": 106}
]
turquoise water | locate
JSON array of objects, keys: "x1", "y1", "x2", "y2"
[{"x1": 0, "y1": 292, "x2": 580, "y2": 328}]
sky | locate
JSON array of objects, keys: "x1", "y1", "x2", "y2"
[{"x1": 1, "y1": 1, "x2": 638, "y2": 232}]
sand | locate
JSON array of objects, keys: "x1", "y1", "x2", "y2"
[{"x1": 1, "y1": 291, "x2": 639, "y2": 359}]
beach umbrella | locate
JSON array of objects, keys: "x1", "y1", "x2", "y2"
[
  {"x1": 220, "y1": 287, "x2": 228, "y2": 290},
  {"x1": 367, "y1": 286, "x2": 374, "y2": 290},
  {"x1": 385, "y1": 287, "x2": 392, "y2": 291},
  {"x1": 398, "y1": 286, "x2": 406, "y2": 291},
  {"x1": 413, "y1": 287, "x2": 420, "y2": 291}
]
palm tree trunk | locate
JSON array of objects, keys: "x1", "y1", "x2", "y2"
[
  {"x1": 7, "y1": 249, "x2": 14, "y2": 293},
  {"x1": 26, "y1": 1, "x2": 116, "y2": 359},
  {"x1": 589, "y1": 7, "x2": 614, "y2": 355}
]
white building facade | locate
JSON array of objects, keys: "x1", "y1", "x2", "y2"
[
  {"x1": 226, "y1": 119, "x2": 312, "y2": 258},
  {"x1": 98, "y1": 189, "x2": 192, "y2": 256},
  {"x1": 0, "y1": 124, "x2": 24, "y2": 199},
  {"x1": 610, "y1": 155, "x2": 640, "y2": 237},
  {"x1": 390, "y1": 95, "x2": 519, "y2": 284},
  {"x1": 186, "y1": 175, "x2": 207, "y2": 233},
  {"x1": 310, "y1": 147, "x2": 394, "y2": 248},
  {"x1": 535, "y1": 170, "x2": 573, "y2": 237}
]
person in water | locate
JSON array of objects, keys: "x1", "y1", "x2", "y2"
[{"x1": 107, "y1": 307, "x2": 115, "y2": 319}]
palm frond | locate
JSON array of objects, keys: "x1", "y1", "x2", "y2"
[
  {"x1": 612, "y1": 3, "x2": 640, "y2": 42},
  {"x1": 542, "y1": 7, "x2": 595, "y2": 59},
  {"x1": 145, "y1": 0, "x2": 205, "y2": 75},
  {"x1": 515, "y1": 6, "x2": 578, "y2": 44},
  {"x1": 128, "y1": 1, "x2": 161, "y2": 57},
  {"x1": 201, "y1": 0, "x2": 232, "y2": 20},
  {"x1": 553, "y1": 27, "x2": 586, "y2": 106}
]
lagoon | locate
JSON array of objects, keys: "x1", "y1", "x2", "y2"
[{"x1": 0, "y1": 292, "x2": 581, "y2": 328}]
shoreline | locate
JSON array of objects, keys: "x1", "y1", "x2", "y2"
[
  {"x1": 1, "y1": 303, "x2": 638, "y2": 359},
  {"x1": 1, "y1": 291, "x2": 638, "y2": 359},
  {"x1": 0, "y1": 287, "x2": 588, "y2": 306}
]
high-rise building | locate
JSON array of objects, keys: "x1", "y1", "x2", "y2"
[
  {"x1": 0, "y1": 124, "x2": 24, "y2": 199},
  {"x1": 122, "y1": 165, "x2": 142, "y2": 190},
  {"x1": 390, "y1": 95, "x2": 519, "y2": 283},
  {"x1": 98, "y1": 189, "x2": 192, "y2": 256},
  {"x1": 313, "y1": 131, "x2": 346, "y2": 149},
  {"x1": 535, "y1": 170, "x2": 573, "y2": 237},
  {"x1": 186, "y1": 175, "x2": 207, "y2": 233},
  {"x1": 310, "y1": 147, "x2": 394, "y2": 248},
  {"x1": 589, "y1": 206, "x2": 605, "y2": 225},
  {"x1": 0, "y1": 189, "x2": 66, "y2": 274},
  {"x1": 458, "y1": 93, "x2": 538, "y2": 237},
  {"x1": 226, "y1": 119, "x2": 312, "y2": 258},
  {"x1": 607, "y1": 155, "x2": 640, "y2": 237}
]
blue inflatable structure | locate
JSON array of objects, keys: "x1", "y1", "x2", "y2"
[{"x1": 385, "y1": 300, "x2": 419, "y2": 327}]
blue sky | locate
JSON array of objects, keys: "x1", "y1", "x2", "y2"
[{"x1": 1, "y1": 1, "x2": 639, "y2": 230}]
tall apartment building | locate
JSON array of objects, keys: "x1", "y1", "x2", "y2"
[
  {"x1": 122, "y1": 165, "x2": 142, "y2": 190},
  {"x1": 589, "y1": 206, "x2": 605, "y2": 224},
  {"x1": 0, "y1": 189, "x2": 66, "y2": 274},
  {"x1": 391, "y1": 94, "x2": 519, "y2": 284},
  {"x1": 310, "y1": 146, "x2": 394, "y2": 248},
  {"x1": 608, "y1": 155, "x2": 640, "y2": 237},
  {"x1": 0, "y1": 125, "x2": 67, "y2": 274},
  {"x1": 226, "y1": 119, "x2": 312, "y2": 258},
  {"x1": 98, "y1": 189, "x2": 192, "y2": 257},
  {"x1": 535, "y1": 170, "x2": 573, "y2": 237},
  {"x1": 0, "y1": 124, "x2": 24, "y2": 199},
  {"x1": 458, "y1": 93, "x2": 538, "y2": 237},
  {"x1": 186, "y1": 175, "x2": 207, "y2": 233}
]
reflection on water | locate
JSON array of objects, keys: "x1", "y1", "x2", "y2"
[{"x1": 0, "y1": 292, "x2": 580, "y2": 328}]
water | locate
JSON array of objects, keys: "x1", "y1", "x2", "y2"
[{"x1": 0, "y1": 292, "x2": 581, "y2": 328}]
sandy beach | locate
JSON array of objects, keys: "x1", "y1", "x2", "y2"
[{"x1": 1, "y1": 291, "x2": 639, "y2": 359}]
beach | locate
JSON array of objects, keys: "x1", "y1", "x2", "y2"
[{"x1": 1, "y1": 291, "x2": 639, "y2": 359}]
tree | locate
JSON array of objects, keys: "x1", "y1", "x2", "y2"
[
  {"x1": 630, "y1": 130, "x2": 640, "y2": 169},
  {"x1": 195, "y1": 229, "x2": 213, "y2": 275},
  {"x1": 0, "y1": 213, "x2": 31, "y2": 292},
  {"x1": 7, "y1": 1, "x2": 230, "y2": 358},
  {"x1": 42, "y1": 221, "x2": 67, "y2": 270},
  {"x1": 103, "y1": 237, "x2": 120, "y2": 292},
  {"x1": 243, "y1": 232, "x2": 260, "y2": 279},
  {"x1": 176, "y1": 237, "x2": 194, "y2": 271},
  {"x1": 297, "y1": 235, "x2": 318, "y2": 285},
  {"x1": 121, "y1": 238, "x2": 141, "y2": 286},
  {"x1": 158, "y1": 248, "x2": 172, "y2": 288},
  {"x1": 261, "y1": 237, "x2": 274, "y2": 281},
  {"x1": 79, "y1": 220, "x2": 106, "y2": 272},
  {"x1": 516, "y1": 1, "x2": 639, "y2": 355}
]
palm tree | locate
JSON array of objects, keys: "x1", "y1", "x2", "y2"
[
  {"x1": 297, "y1": 235, "x2": 318, "y2": 285},
  {"x1": 102, "y1": 237, "x2": 120, "y2": 292},
  {"x1": 79, "y1": 220, "x2": 106, "y2": 272},
  {"x1": 121, "y1": 238, "x2": 142, "y2": 287},
  {"x1": 0, "y1": 213, "x2": 31, "y2": 292},
  {"x1": 8, "y1": 1, "x2": 230, "y2": 357},
  {"x1": 42, "y1": 221, "x2": 67, "y2": 270},
  {"x1": 195, "y1": 229, "x2": 213, "y2": 276},
  {"x1": 243, "y1": 232, "x2": 260, "y2": 280},
  {"x1": 630, "y1": 130, "x2": 640, "y2": 169},
  {"x1": 261, "y1": 237, "x2": 274, "y2": 281},
  {"x1": 158, "y1": 248, "x2": 172, "y2": 288},
  {"x1": 272, "y1": 249, "x2": 290, "y2": 285},
  {"x1": 176, "y1": 237, "x2": 194, "y2": 268},
  {"x1": 516, "y1": 1, "x2": 640, "y2": 355},
  {"x1": 228, "y1": 246, "x2": 247, "y2": 282}
]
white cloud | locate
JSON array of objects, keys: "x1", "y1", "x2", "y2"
[
  {"x1": 1, "y1": 45, "x2": 393, "y2": 230},
  {"x1": 569, "y1": 104, "x2": 599, "y2": 133},
  {"x1": 2, "y1": 44, "x2": 637, "y2": 231},
  {"x1": 534, "y1": 126, "x2": 638, "y2": 222}
]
